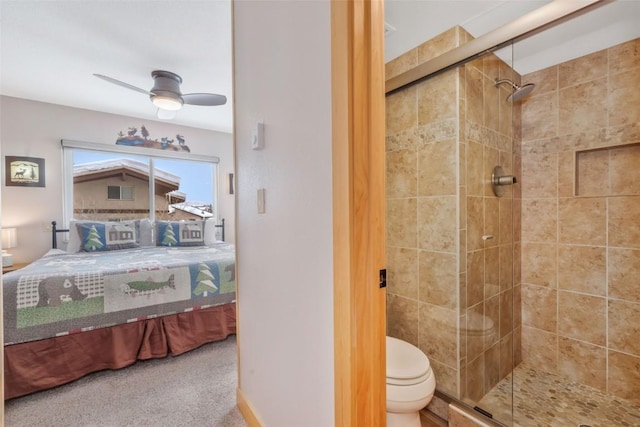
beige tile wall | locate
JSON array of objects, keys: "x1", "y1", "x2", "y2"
[
  {"x1": 386, "y1": 26, "x2": 463, "y2": 398},
  {"x1": 385, "y1": 26, "x2": 520, "y2": 404},
  {"x1": 385, "y1": 28, "x2": 640, "y2": 410},
  {"x1": 520, "y1": 38, "x2": 640, "y2": 405},
  {"x1": 459, "y1": 39, "x2": 519, "y2": 403}
]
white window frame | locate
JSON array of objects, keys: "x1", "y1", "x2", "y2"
[{"x1": 61, "y1": 139, "x2": 220, "y2": 226}]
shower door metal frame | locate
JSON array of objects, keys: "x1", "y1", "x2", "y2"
[{"x1": 385, "y1": 0, "x2": 604, "y2": 95}]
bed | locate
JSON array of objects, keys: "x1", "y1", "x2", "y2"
[{"x1": 3, "y1": 218, "x2": 236, "y2": 400}]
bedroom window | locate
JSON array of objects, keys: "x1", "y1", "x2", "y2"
[
  {"x1": 62, "y1": 140, "x2": 219, "y2": 224},
  {"x1": 107, "y1": 185, "x2": 134, "y2": 200}
]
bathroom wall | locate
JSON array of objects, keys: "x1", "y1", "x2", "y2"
[
  {"x1": 458, "y1": 32, "x2": 520, "y2": 403},
  {"x1": 519, "y1": 37, "x2": 640, "y2": 405},
  {"x1": 385, "y1": 26, "x2": 521, "y2": 402},
  {"x1": 386, "y1": 24, "x2": 639, "y2": 413},
  {"x1": 386, "y1": 26, "x2": 462, "y2": 397}
]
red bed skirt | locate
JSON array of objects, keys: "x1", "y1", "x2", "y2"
[{"x1": 4, "y1": 302, "x2": 236, "y2": 400}]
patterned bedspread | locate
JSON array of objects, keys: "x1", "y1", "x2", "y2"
[{"x1": 3, "y1": 244, "x2": 236, "y2": 345}]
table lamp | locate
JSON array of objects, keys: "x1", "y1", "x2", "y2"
[{"x1": 2, "y1": 227, "x2": 18, "y2": 267}]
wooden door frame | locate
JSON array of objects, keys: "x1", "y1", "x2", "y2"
[{"x1": 332, "y1": 1, "x2": 386, "y2": 425}]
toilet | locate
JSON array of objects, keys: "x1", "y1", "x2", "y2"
[
  {"x1": 386, "y1": 336, "x2": 436, "y2": 427},
  {"x1": 464, "y1": 311, "x2": 497, "y2": 340}
]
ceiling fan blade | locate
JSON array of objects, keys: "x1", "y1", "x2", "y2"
[
  {"x1": 94, "y1": 74, "x2": 151, "y2": 95},
  {"x1": 157, "y1": 108, "x2": 177, "y2": 120},
  {"x1": 182, "y1": 93, "x2": 227, "y2": 106}
]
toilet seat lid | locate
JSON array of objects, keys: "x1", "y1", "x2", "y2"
[
  {"x1": 386, "y1": 336, "x2": 430, "y2": 383},
  {"x1": 465, "y1": 312, "x2": 495, "y2": 332}
]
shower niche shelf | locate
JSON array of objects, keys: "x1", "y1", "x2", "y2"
[{"x1": 575, "y1": 143, "x2": 640, "y2": 197}]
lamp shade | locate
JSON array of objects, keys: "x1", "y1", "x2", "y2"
[
  {"x1": 2, "y1": 227, "x2": 18, "y2": 249},
  {"x1": 152, "y1": 95, "x2": 183, "y2": 111}
]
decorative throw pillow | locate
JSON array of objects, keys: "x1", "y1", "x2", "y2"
[
  {"x1": 155, "y1": 220, "x2": 205, "y2": 247},
  {"x1": 204, "y1": 218, "x2": 220, "y2": 245},
  {"x1": 76, "y1": 221, "x2": 139, "y2": 252}
]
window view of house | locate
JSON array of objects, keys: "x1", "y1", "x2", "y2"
[
  {"x1": 71, "y1": 149, "x2": 215, "y2": 222},
  {"x1": 154, "y1": 158, "x2": 215, "y2": 221}
]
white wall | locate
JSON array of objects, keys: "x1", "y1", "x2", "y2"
[
  {"x1": 0, "y1": 96, "x2": 235, "y2": 262},
  {"x1": 233, "y1": 1, "x2": 334, "y2": 426}
]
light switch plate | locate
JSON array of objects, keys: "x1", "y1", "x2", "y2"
[{"x1": 257, "y1": 188, "x2": 266, "y2": 213}]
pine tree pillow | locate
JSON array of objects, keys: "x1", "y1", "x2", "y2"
[
  {"x1": 155, "y1": 220, "x2": 205, "y2": 247},
  {"x1": 76, "y1": 221, "x2": 140, "y2": 252}
]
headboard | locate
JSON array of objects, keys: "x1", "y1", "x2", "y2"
[
  {"x1": 51, "y1": 218, "x2": 226, "y2": 249},
  {"x1": 217, "y1": 218, "x2": 226, "y2": 242},
  {"x1": 51, "y1": 221, "x2": 69, "y2": 249}
]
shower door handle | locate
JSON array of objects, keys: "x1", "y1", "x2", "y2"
[{"x1": 379, "y1": 269, "x2": 387, "y2": 288}]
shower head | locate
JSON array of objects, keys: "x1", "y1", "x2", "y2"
[{"x1": 494, "y1": 78, "x2": 535, "y2": 103}]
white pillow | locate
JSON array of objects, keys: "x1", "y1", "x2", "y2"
[
  {"x1": 138, "y1": 219, "x2": 153, "y2": 247},
  {"x1": 204, "y1": 218, "x2": 218, "y2": 245},
  {"x1": 66, "y1": 220, "x2": 84, "y2": 253}
]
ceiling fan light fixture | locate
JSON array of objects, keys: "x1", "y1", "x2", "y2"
[
  {"x1": 152, "y1": 94, "x2": 183, "y2": 111},
  {"x1": 94, "y1": 70, "x2": 225, "y2": 115}
]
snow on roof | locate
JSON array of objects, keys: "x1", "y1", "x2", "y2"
[
  {"x1": 167, "y1": 190, "x2": 186, "y2": 198},
  {"x1": 169, "y1": 201, "x2": 214, "y2": 218},
  {"x1": 73, "y1": 158, "x2": 180, "y2": 185}
]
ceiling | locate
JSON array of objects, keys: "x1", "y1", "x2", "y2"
[
  {"x1": 0, "y1": 1, "x2": 233, "y2": 133},
  {"x1": 1, "y1": 1, "x2": 639, "y2": 134},
  {"x1": 384, "y1": 0, "x2": 640, "y2": 75}
]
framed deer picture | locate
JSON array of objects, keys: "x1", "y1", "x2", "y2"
[{"x1": 5, "y1": 156, "x2": 45, "y2": 187}]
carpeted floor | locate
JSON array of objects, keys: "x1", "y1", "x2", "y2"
[{"x1": 4, "y1": 335, "x2": 247, "y2": 427}]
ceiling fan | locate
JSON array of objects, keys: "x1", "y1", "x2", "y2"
[{"x1": 94, "y1": 70, "x2": 227, "y2": 119}]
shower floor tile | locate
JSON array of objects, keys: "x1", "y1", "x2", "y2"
[{"x1": 477, "y1": 363, "x2": 640, "y2": 427}]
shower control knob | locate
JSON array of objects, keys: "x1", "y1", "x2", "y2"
[
  {"x1": 495, "y1": 175, "x2": 517, "y2": 185},
  {"x1": 491, "y1": 165, "x2": 517, "y2": 197}
]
